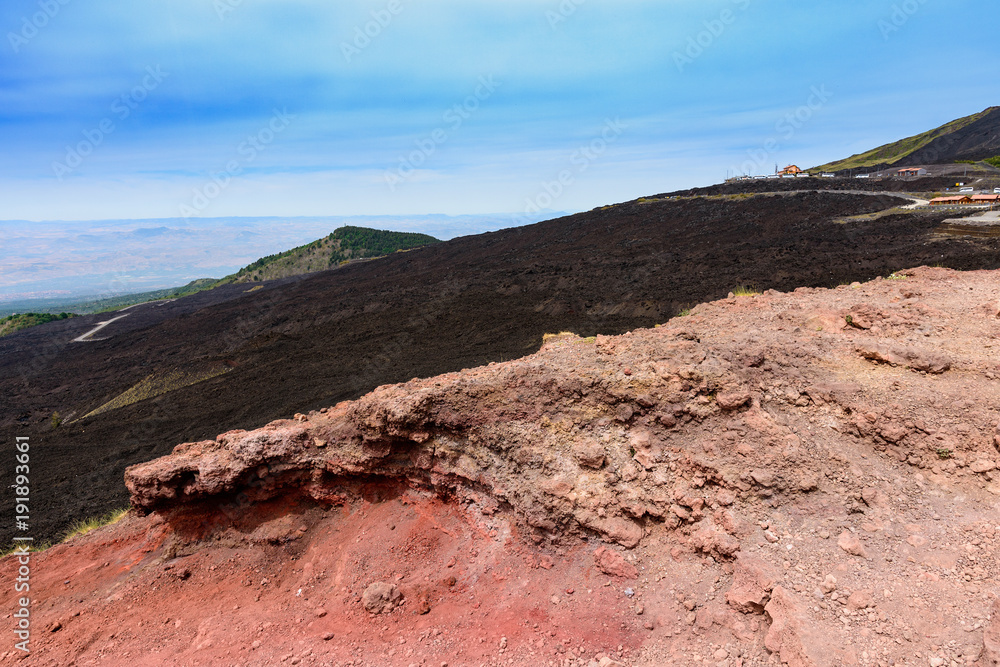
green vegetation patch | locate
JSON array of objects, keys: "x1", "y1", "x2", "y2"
[
  {"x1": 222, "y1": 226, "x2": 441, "y2": 284},
  {"x1": 0, "y1": 312, "x2": 76, "y2": 337},
  {"x1": 330, "y1": 225, "x2": 440, "y2": 258}
]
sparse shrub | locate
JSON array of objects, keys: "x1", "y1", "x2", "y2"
[
  {"x1": 50, "y1": 411, "x2": 62, "y2": 429},
  {"x1": 936, "y1": 448, "x2": 952, "y2": 460},
  {"x1": 732, "y1": 285, "x2": 760, "y2": 297},
  {"x1": 0, "y1": 540, "x2": 52, "y2": 559}
]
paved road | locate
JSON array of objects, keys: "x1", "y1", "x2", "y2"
[
  {"x1": 822, "y1": 190, "x2": 927, "y2": 207},
  {"x1": 942, "y1": 209, "x2": 1000, "y2": 226},
  {"x1": 748, "y1": 189, "x2": 930, "y2": 208}
]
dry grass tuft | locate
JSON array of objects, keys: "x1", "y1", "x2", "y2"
[
  {"x1": 732, "y1": 285, "x2": 761, "y2": 297},
  {"x1": 62, "y1": 508, "x2": 130, "y2": 542}
]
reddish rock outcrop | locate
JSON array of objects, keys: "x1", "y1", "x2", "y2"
[{"x1": 8, "y1": 266, "x2": 1000, "y2": 666}]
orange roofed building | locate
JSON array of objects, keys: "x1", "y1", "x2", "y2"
[
  {"x1": 777, "y1": 165, "x2": 803, "y2": 176},
  {"x1": 929, "y1": 196, "x2": 973, "y2": 206}
]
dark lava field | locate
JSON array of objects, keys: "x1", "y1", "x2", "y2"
[{"x1": 4, "y1": 188, "x2": 1000, "y2": 543}]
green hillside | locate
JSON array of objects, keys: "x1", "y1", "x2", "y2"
[
  {"x1": 812, "y1": 108, "x2": 995, "y2": 172},
  {"x1": 221, "y1": 226, "x2": 441, "y2": 284},
  {"x1": 0, "y1": 312, "x2": 76, "y2": 337},
  {"x1": 2, "y1": 227, "x2": 442, "y2": 327}
]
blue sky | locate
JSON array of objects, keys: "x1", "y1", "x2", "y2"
[{"x1": 1, "y1": 0, "x2": 997, "y2": 221}]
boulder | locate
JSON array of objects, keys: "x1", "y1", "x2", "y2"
[
  {"x1": 837, "y1": 530, "x2": 868, "y2": 558},
  {"x1": 726, "y1": 555, "x2": 775, "y2": 614},
  {"x1": 573, "y1": 441, "x2": 606, "y2": 469},
  {"x1": 362, "y1": 582, "x2": 403, "y2": 614},
  {"x1": 971, "y1": 460, "x2": 997, "y2": 474},
  {"x1": 716, "y1": 391, "x2": 751, "y2": 411},
  {"x1": 593, "y1": 546, "x2": 639, "y2": 579},
  {"x1": 846, "y1": 590, "x2": 873, "y2": 610}
]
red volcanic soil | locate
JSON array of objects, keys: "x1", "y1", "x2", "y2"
[
  {"x1": 3, "y1": 492, "x2": 644, "y2": 667},
  {"x1": 6, "y1": 190, "x2": 1000, "y2": 546},
  {"x1": 4, "y1": 265, "x2": 1000, "y2": 666}
]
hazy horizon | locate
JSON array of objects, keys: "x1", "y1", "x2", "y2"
[{"x1": 0, "y1": 212, "x2": 561, "y2": 305}]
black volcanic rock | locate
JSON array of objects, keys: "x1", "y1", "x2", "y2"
[
  {"x1": 898, "y1": 106, "x2": 1000, "y2": 165},
  {"x1": 4, "y1": 191, "x2": 1000, "y2": 543}
]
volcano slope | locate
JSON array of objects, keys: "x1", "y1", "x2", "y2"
[
  {"x1": 5, "y1": 191, "x2": 1000, "y2": 545},
  {"x1": 4, "y1": 266, "x2": 1000, "y2": 666}
]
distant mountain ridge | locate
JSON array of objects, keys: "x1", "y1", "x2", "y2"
[{"x1": 813, "y1": 106, "x2": 1000, "y2": 172}]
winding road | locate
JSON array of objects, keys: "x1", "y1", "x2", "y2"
[
  {"x1": 70, "y1": 299, "x2": 176, "y2": 343},
  {"x1": 71, "y1": 314, "x2": 131, "y2": 342}
]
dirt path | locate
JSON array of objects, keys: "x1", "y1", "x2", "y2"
[
  {"x1": 70, "y1": 313, "x2": 130, "y2": 342},
  {"x1": 808, "y1": 189, "x2": 928, "y2": 207},
  {"x1": 116, "y1": 298, "x2": 177, "y2": 312},
  {"x1": 746, "y1": 189, "x2": 930, "y2": 208},
  {"x1": 70, "y1": 300, "x2": 178, "y2": 343},
  {"x1": 943, "y1": 209, "x2": 1000, "y2": 225}
]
